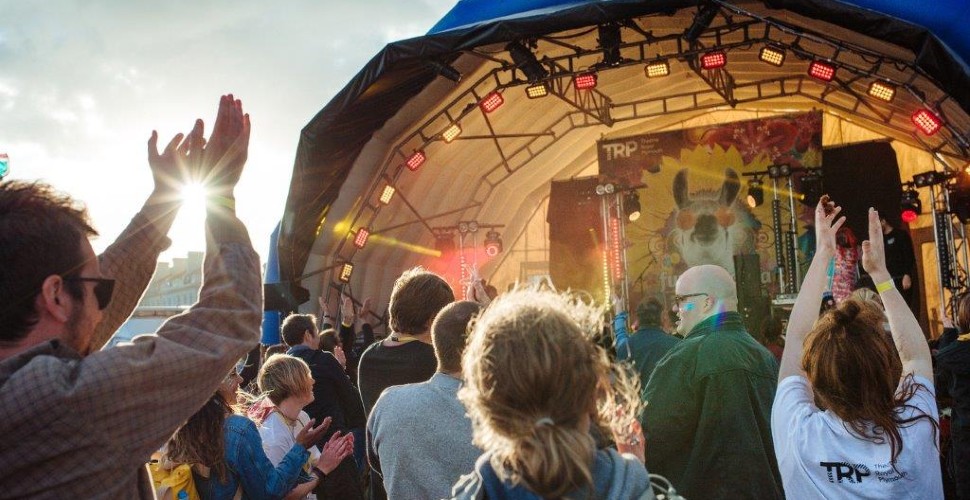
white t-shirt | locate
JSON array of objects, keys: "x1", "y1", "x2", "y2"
[
  {"x1": 257, "y1": 410, "x2": 320, "y2": 500},
  {"x1": 771, "y1": 375, "x2": 942, "y2": 499}
]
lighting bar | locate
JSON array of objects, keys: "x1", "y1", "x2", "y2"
[
  {"x1": 338, "y1": 263, "x2": 354, "y2": 283},
  {"x1": 379, "y1": 185, "x2": 395, "y2": 205},
  {"x1": 808, "y1": 60, "x2": 836, "y2": 82},
  {"x1": 700, "y1": 50, "x2": 726, "y2": 70},
  {"x1": 759, "y1": 46, "x2": 785, "y2": 67},
  {"x1": 405, "y1": 150, "x2": 426, "y2": 171},
  {"x1": 353, "y1": 228, "x2": 370, "y2": 249},
  {"x1": 645, "y1": 60, "x2": 670, "y2": 78},
  {"x1": 525, "y1": 83, "x2": 549, "y2": 99},
  {"x1": 574, "y1": 72, "x2": 598, "y2": 90},
  {"x1": 912, "y1": 109, "x2": 942, "y2": 136},
  {"x1": 479, "y1": 91, "x2": 504, "y2": 113},
  {"x1": 868, "y1": 81, "x2": 896, "y2": 102},
  {"x1": 442, "y1": 123, "x2": 461, "y2": 143}
]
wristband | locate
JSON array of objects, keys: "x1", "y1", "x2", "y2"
[
  {"x1": 875, "y1": 279, "x2": 895, "y2": 293},
  {"x1": 312, "y1": 466, "x2": 327, "y2": 478}
]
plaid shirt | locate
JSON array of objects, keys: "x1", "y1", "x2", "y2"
[{"x1": 0, "y1": 201, "x2": 262, "y2": 499}]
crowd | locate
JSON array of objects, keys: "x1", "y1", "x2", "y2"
[{"x1": 0, "y1": 96, "x2": 959, "y2": 500}]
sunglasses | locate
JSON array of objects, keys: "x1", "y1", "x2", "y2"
[
  {"x1": 63, "y1": 277, "x2": 115, "y2": 310},
  {"x1": 673, "y1": 292, "x2": 709, "y2": 306}
]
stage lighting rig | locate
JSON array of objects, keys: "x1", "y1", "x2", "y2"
[
  {"x1": 746, "y1": 178, "x2": 764, "y2": 208},
  {"x1": 484, "y1": 230, "x2": 504, "y2": 257},
  {"x1": 597, "y1": 23, "x2": 623, "y2": 67},
  {"x1": 506, "y1": 41, "x2": 549, "y2": 82},
  {"x1": 912, "y1": 170, "x2": 950, "y2": 188},
  {"x1": 338, "y1": 263, "x2": 354, "y2": 283},
  {"x1": 595, "y1": 183, "x2": 616, "y2": 195},
  {"x1": 684, "y1": 2, "x2": 720, "y2": 43},
  {"x1": 767, "y1": 164, "x2": 791, "y2": 179},
  {"x1": 624, "y1": 191, "x2": 642, "y2": 222},
  {"x1": 428, "y1": 60, "x2": 462, "y2": 83},
  {"x1": 912, "y1": 109, "x2": 943, "y2": 136},
  {"x1": 900, "y1": 188, "x2": 921, "y2": 223},
  {"x1": 797, "y1": 170, "x2": 823, "y2": 206},
  {"x1": 759, "y1": 45, "x2": 785, "y2": 66}
]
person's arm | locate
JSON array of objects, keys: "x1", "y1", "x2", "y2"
[
  {"x1": 231, "y1": 419, "x2": 310, "y2": 500},
  {"x1": 74, "y1": 95, "x2": 262, "y2": 465},
  {"x1": 779, "y1": 195, "x2": 844, "y2": 381},
  {"x1": 613, "y1": 311, "x2": 632, "y2": 362},
  {"x1": 862, "y1": 208, "x2": 933, "y2": 381}
]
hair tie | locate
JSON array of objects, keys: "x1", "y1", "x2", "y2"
[{"x1": 534, "y1": 417, "x2": 555, "y2": 428}]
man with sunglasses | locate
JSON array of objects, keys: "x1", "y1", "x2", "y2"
[
  {"x1": 0, "y1": 95, "x2": 262, "y2": 498},
  {"x1": 640, "y1": 264, "x2": 783, "y2": 499}
]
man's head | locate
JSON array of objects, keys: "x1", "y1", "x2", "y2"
[
  {"x1": 388, "y1": 267, "x2": 454, "y2": 336},
  {"x1": 672, "y1": 264, "x2": 738, "y2": 336},
  {"x1": 431, "y1": 301, "x2": 482, "y2": 375},
  {"x1": 635, "y1": 298, "x2": 664, "y2": 329},
  {"x1": 280, "y1": 313, "x2": 319, "y2": 349},
  {"x1": 0, "y1": 181, "x2": 106, "y2": 355}
]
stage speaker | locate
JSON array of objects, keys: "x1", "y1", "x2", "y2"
[{"x1": 734, "y1": 254, "x2": 769, "y2": 335}]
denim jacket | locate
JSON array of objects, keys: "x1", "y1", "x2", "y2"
[{"x1": 196, "y1": 414, "x2": 310, "y2": 500}]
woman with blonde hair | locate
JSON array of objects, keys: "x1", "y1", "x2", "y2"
[
  {"x1": 772, "y1": 197, "x2": 941, "y2": 498},
  {"x1": 450, "y1": 289, "x2": 655, "y2": 499},
  {"x1": 248, "y1": 354, "x2": 355, "y2": 500}
]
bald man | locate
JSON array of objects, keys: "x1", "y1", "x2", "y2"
[{"x1": 642, "y1": 265, "x2": 783, "y2": 499}]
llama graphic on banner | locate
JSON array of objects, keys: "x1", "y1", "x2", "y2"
[{"x1": 597, "y1": 111, "x2": 822, "y2": 293}]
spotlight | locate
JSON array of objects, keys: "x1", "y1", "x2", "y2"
[
  {"x1": 506, "y1": 41, "x2": 549, "y2": 82},
  {"x1": 808, "y1": 60, "x2": 836, "y2": 82},
  {"x1": 428, "y1": 60, "x2": 462, "y2": 83},
  {"x1": 379, "y1": 185, "x2": 395, "y2": 205},
  {"x1": 913, "y1": 171, "x2": 949, "y2": 188},
  {"x1": 525, "y1": 83, "x2": 549, "y2": 98},
  {"x1": 912, "y1": 109, "x2": 942, "y2": 136},
  {"x1": 598, "y1": 23, "x2": 623, "y2": 67},
  {"x1": 645, "y1": 60, "x2": 670, "y2": 78},
  {"x1": 442, "y1": 123, "x2": 462, "y2": 143},
  {"x1": 595, "y1": 183, "x2": 616, "y2": 195},
  {"x1": 901, "y1": 189, "x2": 921, "y2": 223},
  {"x1": 574, "y1": 73, "x2": 598, "y2": 90},
  {"x1": 479, "y1": 91, "x2": 504, "y2": 113},
  {"x1": 798, "y1": 170, "x2": 823, "y2": 207},
  {"x1": 434, "y1": 233, "x2": 457, "y2": 255},
  {"x1": 868, "y1": 81, "x2": 896, "y2": 102},
  {"x1": 353, "y1": 228, "x2": 370, "y2": 249},
  {"x1": 338, "y1": 263, "x2": 354, "y2": 283},
  {"x1": 405, "y1": 150, "x2": 426, "y2": 171},
  {"x1": 484, "y1": 230, "x2": 504, "y2": 257},
  {"x1": 684, "y1": 2, "x2": 719, "y2": 43},
  {"x1": 624, "y1": 191, "x2": 641, "y2": 222},
  {"x1": 767, "y1": 164, "x2": 791, "y2": 179},
  {"x1": 700, "y1": 50, "x2": 727, "y2": 70},
  {"x1": 746, "y1": 179, "x2": 764, "y2": 208},
  {"x1": 759, "y1": 45, "x2": 785, "y2": 66}
]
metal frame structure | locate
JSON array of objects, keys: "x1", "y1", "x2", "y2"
[{"x1": 317, "y1": 0, "x2": 970, "y2": 296}]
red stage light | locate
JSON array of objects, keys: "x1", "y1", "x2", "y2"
[
  {"x1": 405, "y1": 150, "x2": 426, "y2": 171},
  {"x1": 700, "y1": 51, "x2": 726, "y2": 70},
  {"x1": 808, "y1": 61, "x2": 836, "y2": 82},
  {"x1": 901, "y1": 209, "x2": 918, "y2": 223},
  {"x1": 574, "y1": 72, "x2": 598, "y2": 90},
  {"x1": 479, "y1": 91, "x2": 504, "y2": 113},
  {"x1": 353, "y1": 228, "x2": 369, "y2": 249},
  {"x1": 912, "y1": 109, "x2": 942, "y2": 136}
]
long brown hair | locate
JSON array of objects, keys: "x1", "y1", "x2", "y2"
[
  {"x1": 166, "y1": 392, "x2": 232, "y2": 482},
  {"x1": 459, "y1": 289, "x2": 641, "y2": 498},
  {"x1": 802, "y1": 299, "x2": 937, "y2": 465}
]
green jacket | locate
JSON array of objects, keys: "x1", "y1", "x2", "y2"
[{"x1": 642, "y1": 312, "x2": 783, "y2": 499}]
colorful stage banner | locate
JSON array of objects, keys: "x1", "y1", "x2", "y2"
[{"x1": 597, "y1": 111, "x2": 823, "y2": 297}]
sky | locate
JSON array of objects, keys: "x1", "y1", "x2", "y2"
[{"x1": 1, "y1": 0, "x2": 456, "y2": 263}]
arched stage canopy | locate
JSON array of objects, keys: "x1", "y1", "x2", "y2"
[{"x1": 278, "y1": 0, "x2": 970, "y2": 316}]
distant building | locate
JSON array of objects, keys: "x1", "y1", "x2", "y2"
[{"x1": 139, "y1": 251, "x2": 203, "y2": 308}]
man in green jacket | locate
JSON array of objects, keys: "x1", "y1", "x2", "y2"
[{"x1": 643, "y1": 264, "x2": 783, "y2": 499}]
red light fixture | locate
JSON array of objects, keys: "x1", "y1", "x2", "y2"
[
  {"x1": 912, "y1": 109, "x2": 942, "y2": 136},
  {"x1": 573, "y1": 72, "x2": 598, "y2": 90},
  {"x1": 700, "y1": 50, "x2": 727, "y2": 70},
  {"x1": 353, "y1": 228, "x2": 370, "y2": 249},
  {"x1": 405, "y1": 150, "x2": 426, "y2": 171},
  {"x1": 479, "y1": 91, "x2": 504, "y2": 113},
  {"x1": 808, "y1": 60, "x2": 836, "y2": 82}
]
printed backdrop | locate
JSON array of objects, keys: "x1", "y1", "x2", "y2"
[{"x1": 597, "y1": 111, "x2": 823, "y2": 296}]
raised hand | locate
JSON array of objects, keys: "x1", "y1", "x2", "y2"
[
  {"x1": 316, "y1": 431, "x2": 354, "y2": 474},
  {"x1": 340, "y1": 295, "x2": 355, "y2": 323},
  {"x1": 147, "y1": 119, "x2": 204, "y2": 199},
  {"x1": 814, "y1": 194, "x2": 846, "y2": 256},
  {"x1": 861, "y1": 207, "x2": 891, "y2": 281},
  {"x1": 333, "y1": 344, "x2": 347, "y2": 369},
  {"x1": 295, "y1": 416, "x2": 332, "y2": 448},
  {"x1": 201, "y1": 94, "x2": 250, "y2": 198}
]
